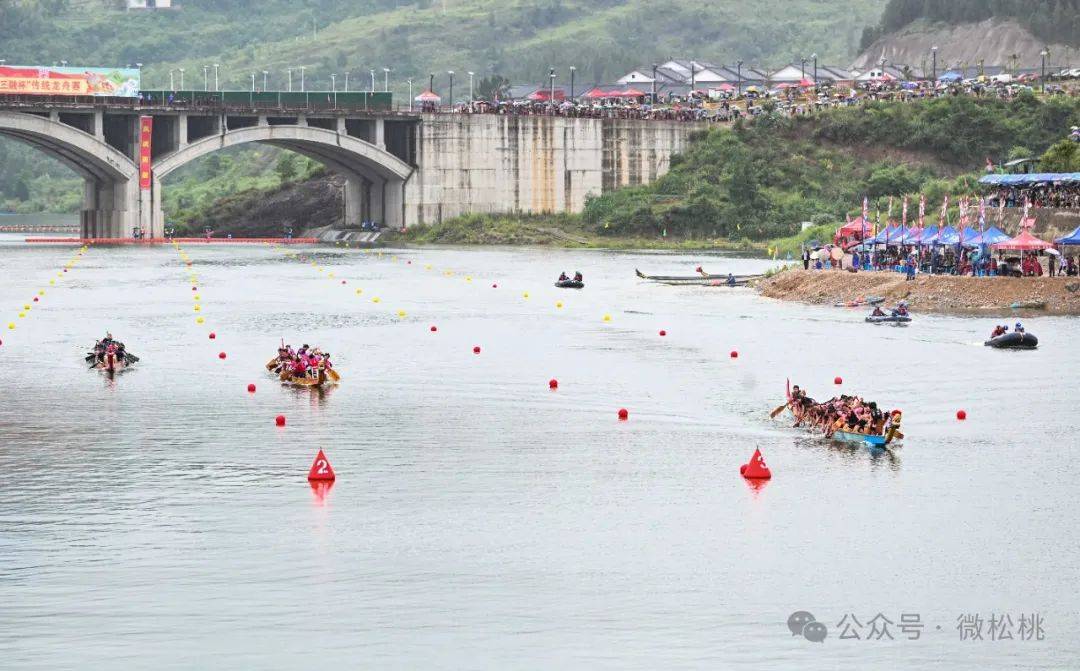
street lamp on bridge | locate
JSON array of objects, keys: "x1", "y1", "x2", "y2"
[
  {"x1": 369, "y1": 69, "x2": 375, "y2": 92},
  {"x1": 467, "y1": 71, "x2": 474, "y2": 101},
  {"x1": 549, "y1": 68, "x2": 556, "y2": 112},
  {"x1": 178, "y1": 67, "x2": 184, "y2": 89},
  {"x1": 203, "y1": 65, "x2": 209, "y2": 91},
  {"x1": 569, "y1": 65, "x2": 576, "y2": 101},
  {"x1": 1041, "y1": 49, "x2": 1049, "y2": 93},
  {"x1": 250, "y1": 72, "x2": 256, "y2": 92},
  {"x1": 213, "y1": 63, "x2": 220, "y2": 91},
  {"x1": 287, "y1": 67, "x2": 293, "y2": 92},
  {"x1": 262, "y1": 70, "x2": 268, "y2": 91},
  {"x1": 169, "y1": 69, "x2": 175, "y2": 91},
  {"x1": 383, "y1": 68, "x2": 390, "y2": 92},
  {"x1": 344, "y1": 70, "x2": 349, "y2": 92},
  {"x1": 448, "y1": 70, "x2": 454, "y2": 108},
  {"x1": 408, "y1": 78, "x2": 413, "y2": 112},
  {"x1": 299, "y1": 66, "x2": 306, "y2": 92},
  {"x1": 810, "y1": 52, "x2": 817, "y2": 88},
  {"x1": 331, "y1": 73, "x2": 338, "y2": 106}
]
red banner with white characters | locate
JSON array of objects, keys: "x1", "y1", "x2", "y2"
[{"x1": 138, "y1": 116, "x2": 153, "y2": 190}]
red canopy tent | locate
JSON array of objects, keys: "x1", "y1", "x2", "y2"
[
  {"x1": 798, "y1": 78, "x2": 815, "y2": 87},
  {"x1": 614, "y1": 87, "x2": 645, "y2": 98},
  {"x1": 528, "y1": 89, "x2": 565, "y2": 101},
  {"x1": 714, "y1": 83, "x2": 735, "y2": 92},
  {"x1": 580, "y1": 87, "x2": 610, "y2": 99},
  {"x1": 414, "y1": 90, "x2": 441, "y2": 102},
  {"x1": 992, "y1": 230, "x2": 1054, "y2": 251}
]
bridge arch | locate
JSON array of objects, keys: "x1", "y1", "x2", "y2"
[
  {"x1": 151, "y1": 125, "x2": 413, "y2": 235},
  {"x1": 0, "y1": 111, "x2": 142, "y2": 237}
]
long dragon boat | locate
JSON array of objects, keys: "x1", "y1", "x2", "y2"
[{"x1": 634, "y1": 268, "x2": 761, "y2": 286}]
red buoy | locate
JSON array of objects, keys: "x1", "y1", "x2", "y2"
[
  {"x1": 307, "y1": 449, "x2": 336, "y2": 482},
  {"x1": 473, "y1": 346, "x2": 481, "y2": 354},
  {"x1": 275, "y1": 415, "x2": 286, "y2": 426},
  {"x1": 192, "y1": 286, "x2": 197, "y2": 291},
  {"x1": 659, "y1": 329, "x2": 667, "y2": 336},
  {"x1": 549, "y1": 378, "x2": 558, "y2": 390},
  {"x1": 341, "y1": 280, "x2": 346, "y2": 284},
  {"x1": 618, "y1": 408, "x2": 629, "y2": 420},
  {"x1": 492, "y1": 283, "x2": 498, "y2": 288},
  {"x1": 32, "y1": 297, "x2": 38, "y2": 302},
  {"x1": 834, "y1": 376, "x2": 843, "y2": 385},
  {"x1": 741, "y1": 448, "x2": 772, "y2": 479},
  {"x1": 218, "y1": 352, "x2": 227, "y2": 359},
  {"x1": 63, "y1": 268, "x2": 67, "y2": 273},
  {"x1": 956, "y1": 410, "x2": 967, "y2": 421},
  {"x1": 696, "y1": 266, "x2": 703, "y2": 272},
  {"x1": 247, "y1": 383, "x2": 256, "y2": 393},
  {"x1": 407, "y1": 260, "x2": 412, "y2": 265},
  {"x1": 208, "y1": 332, "x2": 216, "y2": 339},
  {"x1": 430, "y1": 325, "x2": 438, "y2": 332},
  {"x1": 730, "y1": 350, "x2": 739, "y2": 358}
]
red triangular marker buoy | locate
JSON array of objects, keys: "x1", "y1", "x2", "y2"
[
  {"x1": 741, "y1": 448, "x2": 772, "y2": 479},
  {"x1": 307, "y1": 449, "x2": 336, "y2": 481}
]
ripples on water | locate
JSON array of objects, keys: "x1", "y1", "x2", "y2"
[{"x1": 0, "y1": 233, "x2": 1077, "y2": 669}]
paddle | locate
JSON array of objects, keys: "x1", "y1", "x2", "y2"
[
  {"x1": 769, "y1": 402, "x2": 788, "y2": 418},
  {"x1": 327, "y1": 368, "x2": 341, "y2": 382}
]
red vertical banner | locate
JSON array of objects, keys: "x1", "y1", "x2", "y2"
[{"x1": 138, "y1": 116, "x2": 153, "y2": 190}]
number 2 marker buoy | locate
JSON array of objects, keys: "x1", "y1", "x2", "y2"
[{"x1": 307, "y1": 449, "x2": 336, "y2": 482}]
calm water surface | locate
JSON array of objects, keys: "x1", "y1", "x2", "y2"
[{"x1": 0, "y1": 232, "x2": 1077, "y2": 669}]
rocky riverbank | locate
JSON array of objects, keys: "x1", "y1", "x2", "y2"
[{"x1": 757, "y1": 269, "x2": 1080, "y2": 315}]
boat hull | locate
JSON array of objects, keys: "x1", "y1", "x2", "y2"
[
  {"x1": 832, "y1": 430, "x2": 887, "y2": 447},
  {"x1": 554, "y1": 280, "x2": 584, "y2": 289},
  {"x1": 866, "y1": 315, "x2": 912, "y2": 323},
  {"x1": 984, "y1": 332, "x2": 1037, "y2": 349}
]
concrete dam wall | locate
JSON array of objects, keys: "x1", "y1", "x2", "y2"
[{"x1": 406, "y1": 115, "x2": 703, "y2": 226}]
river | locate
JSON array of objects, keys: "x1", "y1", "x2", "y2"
[{"x1": 1, "y1": 232, "x2": 1077, "y2": 669}]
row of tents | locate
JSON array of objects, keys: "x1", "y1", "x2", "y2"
[{"x1": 840, "y1": 221, "x2": 1080, "y2": 251}]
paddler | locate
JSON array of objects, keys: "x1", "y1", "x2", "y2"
[
  {"x1": 573, "y1": 271, "x2": 583, "y2": 282},
  {"x1": 558, "y1": 272, "x2": 569, "y2": 282}
]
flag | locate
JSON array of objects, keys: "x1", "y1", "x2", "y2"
[
  {"x1": 861, "y1": 197, "x2": 868, "y2": 241},
  {"x1": 939, "y1": 195, "x2": 948, "y2": 226},
  {"x1": 978, "y1": 197, "x2": 986, "y2": 232},
  {"x1": 985, "y1": 157, "x2": 994, "y2": 172},
  {"x1": 888, "y1": 196, "x2": 894, "y2": 219},
  {"x1": 918, "y1": 194, "x2": 925, "y2": 228},
  {"x1": 901, "y1": 196, "x2": 908, "y2": 227}
]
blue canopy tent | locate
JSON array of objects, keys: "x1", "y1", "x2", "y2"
[
  {"x1": 931, "y1": 226, "x2": 960, "y2": 245},
  {"x1": 938, "y1": 71, "x2": 962, "y2": 82},
  {"x1": 915, "y1": 226, "x2": 939, "y2": 245},
  {"x1": 899, "y1": 226, "x2": 924, "y2": 245},
  {"x1": 968, "y1": 226, "x2": 1010, "y2": 246},
  {"x1": 979, "y1": 173, "x2": 1080, "y2": 186},
  {"x1": 1055, "y1": 225, "x2": 1080, "y2": 246},
  {"x1": 959, "y1": 227, "x2": 981, "y2": 245},
  {"x1": 865, "y1": 225, "x2": 899, "y2": 245}
]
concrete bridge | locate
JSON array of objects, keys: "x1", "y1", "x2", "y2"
[{"x1": 0, "y1": 94, "x2": 702, "y2": 238}]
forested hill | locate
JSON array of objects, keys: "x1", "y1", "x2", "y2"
[
  {"x1": 1, "y1": 0, "x2": 884, "y2": 90},
  {"x1": 860, "y1": 0, "x2": 1080, "y2": 52}
]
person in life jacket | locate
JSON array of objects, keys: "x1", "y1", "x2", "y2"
[
  {"x1": 727, "y1": 273, "x2": 736, "y2": 286},
  {"x1": 990, "y1": 324, "x2": 1007, "y2": 339},
  {"x1": 871, "y1": 306, "x2": 886, "y2": 317},
  {"x1": 558, "y1": 272, "x2": 569, "y2": 282},
  {"x1": 1014, "y1": 322, "x2": 1025, "y2": 334},
  {"x1": 573, "y1": 271, "x2": 583, "y2": 282}
]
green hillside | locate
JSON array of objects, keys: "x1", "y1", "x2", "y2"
[{"x1": 2, "y1": 0, "x2": 884, "y2": 92}]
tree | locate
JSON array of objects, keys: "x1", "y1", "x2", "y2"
[
  {"x1": 275, "y1": 152, "x2": 298, "y2": 182},
  {"x1": 476, "y1": 74, "x2": 511, "y2": 101},
  {"x1": 1039, "y1": 139, "x2": 1080, "y2": 172}
]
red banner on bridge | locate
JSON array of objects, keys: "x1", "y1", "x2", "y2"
[{"x1": 138, "y1": 116, "x2": 152, "y2": 190}]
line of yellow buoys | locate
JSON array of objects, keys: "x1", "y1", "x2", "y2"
[{"x1": 4, "y1": 243, "x2": 91, "y2": 343}]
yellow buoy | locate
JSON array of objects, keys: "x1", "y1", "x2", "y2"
[
  {"x1": 372, "y1": 297, "x2": 381, "y2": 303},
  {"x1": 194, "y1": 305, "x2": 201, "y2": 312},
  {"x1": 23, "y1": 304, "x2": 30, "y2": 310},
  {"x1": 603, "y1": 314, "x2": 612, "y2": 322},
  {"x1": 38, "y1": 291, "x2": 44, "y2": 296},
  {"x1": 18, "y1": 312, "x2": 26, "y2": 318},
  {"x1": 328, "y1": 272, "x2": 334, "y2": 278},
  {"x1": 465, "y1": 276, "x2": 472, "y2": 282},
  {"x1": 523, "y1": 292, "x2": 530, "y2": 299},
  {"x1": 194, "y1": 294, "x2": 200, "y2": 300},
  {"x1": 556, "y1": 301, "x2": 563, "y2": 308},
  {"x1": 196, "y1": 317, "x2": 205, "y2": 324},
  {"x1": 7, "y1": 323, "x2": 14, "y2": 330},
  {"x1": 397, "y1": 310, "x2": 406, "y2": 318},
  {"x1": 355, "y1": 288, "x2": 363, "y2": 295},
  {"x1": 49, "y1": 280, "x2": 55, "y2": 285},
  {"x1": 425, "y1": 264, "x2": 432, "y2": 270}
]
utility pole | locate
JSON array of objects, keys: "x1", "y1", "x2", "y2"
[
  {"x1": 448, "y1": 70, "x2": 454, "y2": 109},
  {"x1": 931, "y1": 46, "x2": 937, "y2": 82},
  {"x1": 811, "y1": 53, "x2": 817, "y2": 88},
  {"x1": 287, "y1": 67, "x2": 293, "y2": 92},
  {"x1": 408, "y1": 78, "x2": 413, "y2": 112},
  {"x1": 549, "y1": 68, "x2": 556, "y2": 111},
  {"x1": 1041, "y1": 49, "x2": 1048, "y2": 93},
  {"x1": 468, "y1": 71, "x2": 474, "y2": 101},
  {"x1": 331, "y1": 73, "x2": 337, "y2": 107},
  {"x1": 651, "y1": 63, "x2": 658, "y2": 103}
]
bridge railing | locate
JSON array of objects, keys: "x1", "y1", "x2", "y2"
[{"x1": 0, "y1": 90, "x2": 405, "y2": 115}]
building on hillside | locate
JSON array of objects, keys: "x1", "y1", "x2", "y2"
[
  {"x1": 617, "y1": 60, "x2": 766, "y2": 93},
  {"x1": 851, "y1": 64, "x2": 908, "y2": 82},
  {"x1": 126, "y1": 0, "x2": 175, "y2": 8},
  {"x1": 770, "y1": 63, "x2": 854, "y2": 86}
]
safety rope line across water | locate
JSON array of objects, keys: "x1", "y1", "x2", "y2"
[{"x1": 3, "y1": 242, "x2": 92, "y2": 346}]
